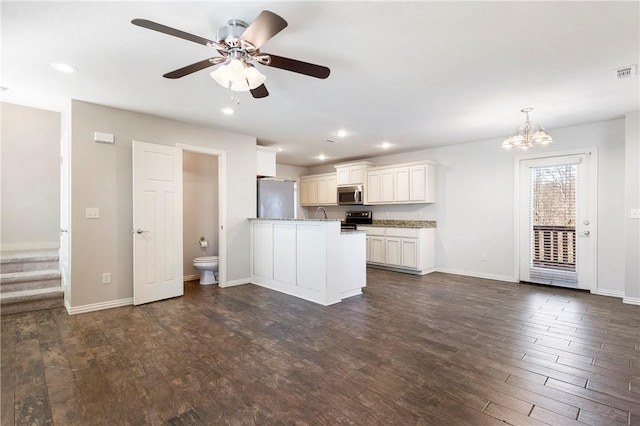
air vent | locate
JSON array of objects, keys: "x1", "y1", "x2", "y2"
[{"x1": 616, "y1": 65, "x2": 637, "y2": 79}]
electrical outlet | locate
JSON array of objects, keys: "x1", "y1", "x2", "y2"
[
  {"x1": 481, "y1": 253, "x2": 488, "y2": 262},
  {"x1": 102, "y1": 273, "x2": 111, "y2": 284}
]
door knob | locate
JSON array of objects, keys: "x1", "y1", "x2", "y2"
[{"x1": 134, "y1": 228, "x2": 149, "y2": 234}]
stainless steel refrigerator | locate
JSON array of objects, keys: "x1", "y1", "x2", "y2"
[{"x1": 257, "y1": 178, "x2": 296, "y2": 219}]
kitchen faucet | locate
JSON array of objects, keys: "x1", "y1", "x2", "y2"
[{"x1": 315, "y1": 206, "x2": 328, "y2": 219}]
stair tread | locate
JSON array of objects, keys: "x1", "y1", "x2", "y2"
[
  {"x1": 1, "y1": 249, "x2": 59, "y2": 264},
  {"x1": 1, "y1": 269, "x2": 61, "y2": 283},
  {"x1": 1, "y1": 286, "x2": 63, "y2": 302}
]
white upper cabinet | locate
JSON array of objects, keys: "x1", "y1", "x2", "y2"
[
  {"x1": 299, "y1": 172, "x2": 337, "y2": 206},
  {"x1": 334, "y1": 161, "x2": 376, "y2": 186},
  {"x1": 256, "y1": 146, "x2": 278, "y2": 177},
  {"x1": 365, "y1": 161, "x2": 435, "y2": 205}
]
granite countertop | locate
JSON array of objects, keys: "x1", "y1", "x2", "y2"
[
  {"x1": 249, "y1": 218, "x2": 341, "y2": 222},
  {"x1": 361, "y1": 220, "x2": 437, "y2": 229}
]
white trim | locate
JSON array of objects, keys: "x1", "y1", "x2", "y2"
[
  {"x1": 595, "y1": 289, "x2": 624, "y2": 298},
  {"x1": 183, "y1": 274, "x2": 200, "y2": 282},
  {"x1": 220, "y1": 277, "x2": 250, "y2": 288},
  {"x1": 66, "y1": 297, "x2": 133, "y2": 315},
  {"x1": 176, "y1": 143, "x2": 228, "y2": 288},
  {"x1": 435, "y1": 267, "x2": 517, "y2": 283},
  {"x1": 623, "y1": 296, "x2": 640, "y2": 305},
  {"x1": 1, "y1": 242, "x2": 59, "y2": 251}
]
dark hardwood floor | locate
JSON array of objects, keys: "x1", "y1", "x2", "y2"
[{"x1": 1, "y1": 269, "x2": 639, "y2": 425}]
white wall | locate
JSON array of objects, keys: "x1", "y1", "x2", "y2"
[
  {"x1": 69, "y1": 100, "x2": 256, "y2": 308},
  {"x1": 1, "y1": 102, "x2": 60, "y2": 250},
  {"x1": 307, "y1": 119, "x2": 627, "y2": 295},
  {"x1": 183, "y1": 151, "x2": 218, "y2": 277}
]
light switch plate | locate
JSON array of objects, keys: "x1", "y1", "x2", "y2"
[
  {"x1": 86, "y1": 207, "x2": 100, "y2": 219},
  {"x1": 631, "y1": 209, "x2": 640, "y2": 219}
]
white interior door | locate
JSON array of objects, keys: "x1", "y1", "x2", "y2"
[
  {"x1": 133, "y1": 140, "x2": 183, "y2": 305},
  {"x1": 518, "y1": 153, "x2": 596, "y2": 291}
]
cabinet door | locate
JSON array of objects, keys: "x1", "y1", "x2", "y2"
[
  {"x1": 370, "y1": 236, "x2": 385, "y2": 264},
  {"x1": 366, "y1": 171, "x2": 381, "y2": 204},
  {"x1": 385, "y1": 237, "x2": 401, "y2": 266},
  {"x1": 300, "y1": 179, "x2": 310, "y2": 206},
  {"x1": 349, "y1": 166, "x2": 364, "y2": 184},
  {"x1": 336, "y1": 168, "x2": 350, "y2": 186},
  {"x1": 252, "y1": 223, "x2": 274, "y2": 278},
  {"x1": 326, "y1": 175, "x2": 337, "y2": 204},
  {"x1": 400, "y1": 238, "x2": 418, "y2": 269},
  {"x1": 308, "y1": 178, "x2": 318, "y2": 205},
  {"x1": 317, "y1": 177, "x2": 328, "y2": 204},
  {"x1": 380, "y1": 170, "x2": 394, "y2": 203},
  {"x1": 409, "y1": 166, "x2": 427, "y2": 202},
  {"x1": 296, "y1": 224, "x2": 326, "y2": 291},
  {"x1": 273, "y1": 224, "x2": 296, "y2": 285},
  {"x1": 395, "y1": 167, "x2": 410, "y2": 202},
  {"x1": 365, "y1": 236, "x2": 371, "y2": 262}
]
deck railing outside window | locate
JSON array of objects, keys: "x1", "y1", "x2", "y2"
[{"x1": 532, "y1": 225, "x2": 576, "y2": 272}]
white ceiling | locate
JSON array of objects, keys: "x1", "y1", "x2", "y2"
[{"x1": 2, "y1": 1, "x2": 639, "y2": 166}]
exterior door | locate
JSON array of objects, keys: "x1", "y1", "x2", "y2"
[
  {"x1": 132, "y1": 140, "x2": 183, "y2": 305},
  {"x1": 519, "y1": 153, "x2": 596, "y2": 290}
]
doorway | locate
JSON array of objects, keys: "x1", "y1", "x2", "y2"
[
  {"x1": 132, "y1": 141, "x2": 227, "y2": 305},
  {"x1": 177, "y1": 144, "x2": 227, "y2": 287},
  {"x1": 517, "y1": 151, "x2": 597, "y2": 291}
]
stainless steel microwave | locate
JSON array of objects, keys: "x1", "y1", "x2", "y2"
[{"x1": 337, "y1": 185, "x2": 364, "y2": 205}]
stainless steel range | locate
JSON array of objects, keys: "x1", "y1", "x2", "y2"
[{"x1": 342, "y1": 211, "x2": 373, "y2": 231}]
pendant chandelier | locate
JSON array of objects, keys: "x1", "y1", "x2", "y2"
[{"x1": 501, "y1": 108, "x2": 553, "y2": 149}]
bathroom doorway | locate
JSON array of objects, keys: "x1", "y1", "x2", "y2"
[{"x1": 178, "y1": 144, "x2": 227, "y2": 287}]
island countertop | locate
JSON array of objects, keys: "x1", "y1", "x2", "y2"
[{"x1": 249, "y1": 218, "x2": 340, "y2": 222}]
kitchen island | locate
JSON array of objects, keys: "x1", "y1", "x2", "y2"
[{"x1": 249, "y1": 219, "x2": 366, "y2": 305}]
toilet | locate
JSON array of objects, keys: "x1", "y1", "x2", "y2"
[{"x1": 193, "y1": 256, "x2": 219, "y2": 285}]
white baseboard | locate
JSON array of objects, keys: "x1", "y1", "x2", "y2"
[
  {"x1": 435, "y1": 267, "x2": 517, "y2": 283},
  {"x1": 220, "y1": 277, "x2": 250, "y2": 288},
  {"x1": 1, "y1": 241, "x2": 60, "y2": 251},
  {"x1": 595, "y1": 289, "x2": 624, "y2": 299},
  {"x1": 623, "y1": 296, "x2": 640, "y2": 305},
  {"x1": 66, "y1": 297, "x2": 133, "y2": 315},
  {"x1": 183, "y1": 274, "x2": 200, "y2": 282}
]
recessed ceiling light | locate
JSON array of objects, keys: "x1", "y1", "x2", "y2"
[
  {"x1": 277, "y1": 148, "x2": 283, "y2": 152},
  {"x1": 221, "y1": 107, "x2": 234, "y2": 115},
  {"x1": 317, "y1": 154, "x2": 327, "y2": 161},
  {"x1": 381, "y1": 141, "x2": 392, "y2": 149},
  {"x1": 336, "y1": 129, "x2": 348, "y2": 138},
  {"x1": 50, "y1": 62, "x2": 78, "y2": 73}
]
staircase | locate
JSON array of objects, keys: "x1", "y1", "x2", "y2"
[{"x1": 0, "y1": 249, "x2": 64, "y2": 315}]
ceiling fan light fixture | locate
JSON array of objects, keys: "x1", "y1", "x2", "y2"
[{"x1": 211, "y1": 59, "x2": 265, "y2": 92}]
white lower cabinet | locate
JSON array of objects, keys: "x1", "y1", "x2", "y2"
[
  {"x1": 360, "y1": 226, "x2": 435, "y2": 275},
  {"x1": 251, "y1": 219, "x2": 366, "y2": 305}
]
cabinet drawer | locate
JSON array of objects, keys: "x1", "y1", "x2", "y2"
[
  {"x1": 385, "y1": 227, "x2": 419, "y2": 238},
  {"x1": 359, "y1": 226, "x2": 385, "y2": 236}
]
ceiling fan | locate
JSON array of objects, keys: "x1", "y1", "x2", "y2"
[{"x1": 132, "y1": 10, "x2": 330, "y2": 99}]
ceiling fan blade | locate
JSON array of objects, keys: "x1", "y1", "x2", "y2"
[
  {"x1": 240, "y1": 11, "x2": 288, "y2": 49},
  {"x1": 263, "y1": 54, "x2": 330, "y2": 79},
  {"x1": 132, "y1": 19, "x2": 217, "y2": 47},
  {"x1": 163, "y1": 58, "x2": 223, "y2": 79},
  {"x1": 250, "y1": 84, "x2": 269, "y2": 98}
]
